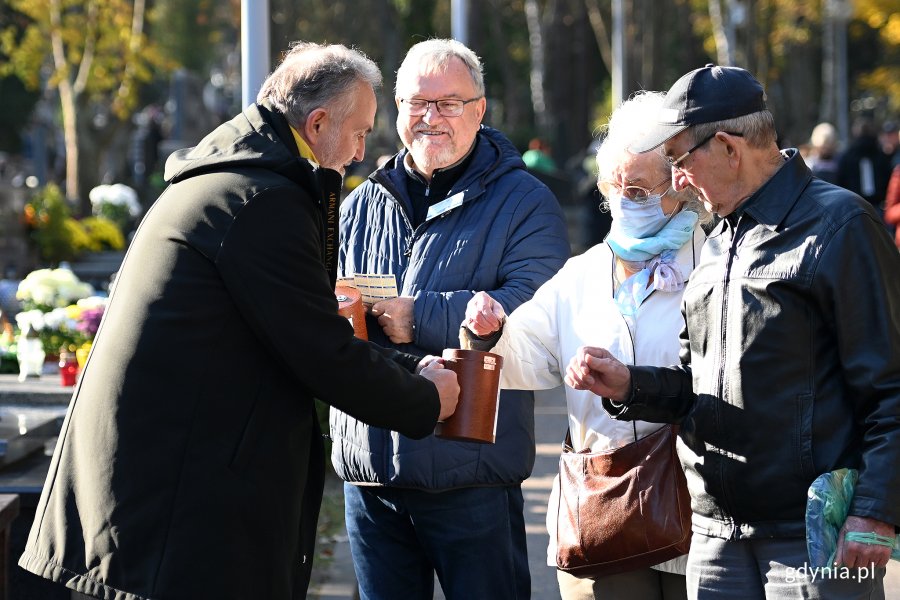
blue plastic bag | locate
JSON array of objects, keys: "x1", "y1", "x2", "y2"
[{"x1": 806, "y1": 468, "x2": 900, "y2": 568}]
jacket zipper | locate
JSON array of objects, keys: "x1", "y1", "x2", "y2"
[
  {"x1": 404, "y1": 185, "x2": 431, "y2": 257},
  {"x1": 718, "y1": 217, "x2": 739, "y2": 538},
  {"x1": 371, "y1": 173, "x2": 417, "y2": 285}
]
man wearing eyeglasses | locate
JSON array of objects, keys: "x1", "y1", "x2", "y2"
[
  {"x1": 566, "y1": 64, "x2": 900, "y2": 599},
  {"x1": 331, "y1": 39, "x2": 569, "y2": 600}
]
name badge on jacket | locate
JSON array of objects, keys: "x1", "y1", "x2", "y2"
[{"x1": 426, "y1": 191, "x2": 465, "y2": 221}]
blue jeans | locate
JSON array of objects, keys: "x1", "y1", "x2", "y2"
[
  {"x1": 343, "y1": 483, "x2": 530, "y2": 600},
  {"x1": 687, "y1": 533, "x2": 885, "y2": 599}
]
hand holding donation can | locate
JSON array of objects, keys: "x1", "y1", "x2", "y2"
[{"x1": 434, "y1": 348, "x2": 504, "y2": 444}]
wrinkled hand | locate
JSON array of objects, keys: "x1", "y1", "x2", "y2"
[
  {"x1": 418, "y1": 361, "x2": 459, "y2": 421},
  {"x1": 415, "y1": 355, "x2": 442, "y2": 374},
  {"x1": 564, "y1": 346, "x2": 632, "y2": 401},
  {"x1": 834, "y1": 515, "x2": 895, "y2": 569},
  {"x1": 464, "y1": 291, "x2": 506, "y2": 337},
  {"x1": 370, "y1": 296, "x2": 415, "y2": 344}
]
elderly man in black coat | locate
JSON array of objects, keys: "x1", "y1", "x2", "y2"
[{"x1": 19, "y1": 42, "x2": 459, "y2": 600}]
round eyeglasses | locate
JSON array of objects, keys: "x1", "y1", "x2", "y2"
[
  {"x1": 398, "y1": 97, "x2": 482, "y2": 117},
  {"x1": 598, "y1": 176, "x2": 671, "y2": 203}
]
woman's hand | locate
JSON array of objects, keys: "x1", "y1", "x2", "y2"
[{"x1": 464, "y1": 291, "x2": 506, "y2": 337}]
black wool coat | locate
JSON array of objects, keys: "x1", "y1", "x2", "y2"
[{"x1": 19, "y1": 103, "x2": 440, "y2": 600}]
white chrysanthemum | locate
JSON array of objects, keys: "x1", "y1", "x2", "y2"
[
  {"x1": 42, "y1": 307, "x2": 71, "y2": 329},
  {"x1": 76, "y1": 296, "x2": 108, "y2": 310},
  {"x1": 16, "y1": 268, "x2": 94, "y2": 307},
  {"x1": 90, "y1": 183, "x2": 142, "y2": 217},
  {"x1": 15, "y1": 310, "x2": 46, "y2": 331}
]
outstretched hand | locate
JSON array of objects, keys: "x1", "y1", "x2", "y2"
[
  {"x1": 564, "y1": 346, "x2": 632, "y2": 401},
  {"x1": 464, "y1": 291, "x2": 506, "y2": 337}
]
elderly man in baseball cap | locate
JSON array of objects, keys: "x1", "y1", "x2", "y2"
[{"x1": 566, "y1": 64, "x2": 900, "y2": 599}]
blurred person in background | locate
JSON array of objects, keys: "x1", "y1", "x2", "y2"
[
  {"x1": 522, "y1": 136, "x2": 559, "y2": 175},
  {"x1": 837, "y1": 117, "x2": 892, "y2": 210},
  {"x1": 880, "y1": 121, "x2": 899, "y2": 168},
  {"x1": 805, "y1": 122, "x2": 841, "y2": 184},
  {"x1": 884, "y1": 164, "x2": 900, "y2": 247}
]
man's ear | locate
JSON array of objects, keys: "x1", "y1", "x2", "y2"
[
  {"x1": 719, "y1": 131, "x2": 741, "y2": 158},
  {"x1": 303, "y1": 108, "x2": 328, "y2": 144},
  {"x1": 472, "y1": 96, "x2": 487, "y2": 123}
]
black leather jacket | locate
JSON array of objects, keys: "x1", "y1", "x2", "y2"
[{"x1": 605, "y1": 149, "x2": 900, "y2": 539}]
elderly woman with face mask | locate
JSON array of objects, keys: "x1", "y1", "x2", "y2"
[{"x1": 461, "y1": 91, "x2": 711, "y2": 600}]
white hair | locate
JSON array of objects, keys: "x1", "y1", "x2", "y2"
[
  {"x1": 595, "y1": 92, "x2": 668, "y2": 183},
  {"x1": 596, "y1": 91, "x2": 712, "y2": 224},
  {"x1": 395, "y1": 39, "x2": 485, "y2": 97}
]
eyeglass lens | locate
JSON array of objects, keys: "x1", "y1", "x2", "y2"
[{"x1": 403, "y1": 99, "x2": 465, "y2": 117}]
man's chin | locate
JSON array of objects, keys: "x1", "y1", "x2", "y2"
[
  {"x1": 410, "y1": 146, "x2": 455, "y2": 172},
  {"x1": 321, "y1": 164, "x2": 346, "y2": 176}
]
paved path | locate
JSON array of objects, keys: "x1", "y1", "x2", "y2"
[{"x1": 308, "y1": 386, "x2": 900, "y2": 599}]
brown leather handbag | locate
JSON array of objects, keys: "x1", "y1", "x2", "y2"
[{"x1": 555, "y1": 423, "x2": 692, "y2": 578}]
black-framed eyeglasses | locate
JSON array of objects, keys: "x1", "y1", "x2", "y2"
[
  {"x1": 667, "y1": 131, "x2": 744, "y2": 171},
  {"x1": 598, "y1": 176, "x2": 671, "y2": 203},
  {"x1": 398, "y1": 97, "x2": 482, "y2": 117}
]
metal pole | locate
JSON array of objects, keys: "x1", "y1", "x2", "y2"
[
  {"x1": 835, "y1": 5, "x2": 849, "y2": 145},
  {"x1": 452, "y1": 0, "x2": 469, "y2": 46},
  {"x1": 241, "y1": 0, "x2": 270, "y2": 107},
  {"x1": 611, "y1": 0, "x2": 625, "y2": 108}
]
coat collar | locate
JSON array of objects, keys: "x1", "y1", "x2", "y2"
[{"x1": 712, "y1": 148, "x2": 812, "y2": 236}]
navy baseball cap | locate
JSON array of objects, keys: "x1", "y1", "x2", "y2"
[{"x1": 631, "y1": 64, "x2": 767, "y2": 153}]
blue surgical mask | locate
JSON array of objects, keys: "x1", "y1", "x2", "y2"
[{"x1": 608, "y1": 193, "x2": 674, "y2": 239}]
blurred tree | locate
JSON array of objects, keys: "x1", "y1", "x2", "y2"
[
  {"x1": 687, "y1": 0, "x2": 898, "y2": 145},
  {"x1": 0, "y1": 75, "x2": 38, "y2": 154},
  {"x1": 0, "y1": 6, "x2": 39, "y2": 154},
  {"x1": 0, "y1": 0, "x2": 170, "y2": 213},
  {"x1": 151, "y1": 0, "x2": 237, "y2": 74},
  {"x1": 689, "y1": 1, "x2": 833, "y2": 146},
  {"x1": 854, "y1": 0, "x2": 900, "y2": 114}
]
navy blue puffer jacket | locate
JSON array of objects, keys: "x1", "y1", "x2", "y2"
[{"x1": 331, "y1": 126, "x2": 570, "y2": 489}]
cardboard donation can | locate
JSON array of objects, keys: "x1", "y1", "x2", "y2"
[
  {"x1": 336, "y1": 285, "x2": 368, "y2": 341},
  {"x1": 435, "y1": 348, "x2": 503, "y2": 444}
]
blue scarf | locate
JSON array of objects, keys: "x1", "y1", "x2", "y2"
[{"x1": 608, "y1": 210, "x2": 698, "y2": 316}]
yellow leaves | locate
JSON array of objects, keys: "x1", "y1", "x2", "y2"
[
  {"x1": 859, "y1": 67, "x2": 900, "y2": 113},
  {"x1": 877, "y1": 11, "x2": 900, "y2": 45},
  {"x1": 4, "y1": 0, "x2": 167, "y2": 115},
  {"x1": 855, "y1": 0, "x2": 900, "y2": 43}
]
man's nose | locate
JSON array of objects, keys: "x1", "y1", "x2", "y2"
[{"x1": 421, "y1": 103, "x2": 445, "y2": 122}]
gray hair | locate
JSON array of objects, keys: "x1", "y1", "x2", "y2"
[
  {"x1": 257, "y1": 41, "x2": 382, "y2": 128},
  {"x1": 395, "y1": 39, "x2": 485, "y2": 97},
  {"x1": 689, "y1": 110, "x2": 777, "y2": 150},
  {"x1": 596, "y1": 91, "x2": 712, "y2": 225}
]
